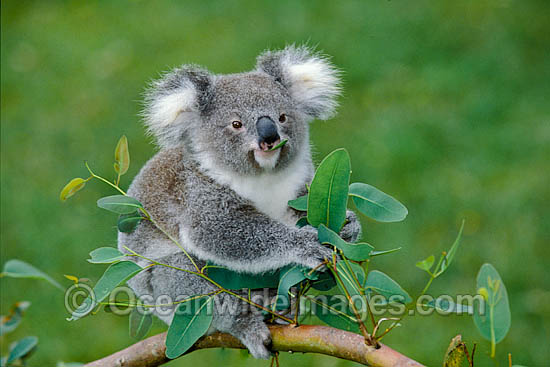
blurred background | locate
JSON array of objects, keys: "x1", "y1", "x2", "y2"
[{"x1": 2, "y1": 0, "x2": 549, "y2": 365}]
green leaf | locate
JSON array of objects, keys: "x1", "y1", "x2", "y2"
[
  {"x1": 114, "y1": 135, "x2": 130, "y2": 175},
  {"x1": 117, "y1": 212, "x2": 143, "y2": 233},
  {"x1": 307, "y1": 149, "x2": 351, "y2": 232},
  {"x1": 68, "y1": 261, "x2": 143, "y2": 321},
  {"x1": 436, "y1": 220, "x2": 465, "y2": 276},
  {"x1": 97, "y1": 195, "x2": 143, "y2": 214},
  {"x1": 206, "y1": 266, "x2": 280, "y2": 290},
  {"x1": 0, "y1": 301, "x2": 31, "y2": 336},
  {"x1": 1, "y1": 260, "x2": 63, "y2": 290},
  {"x1": 474, "y1": 263, "x2": 511, "y2": 344},
  {"x1": 288, "y1": 194, "x2": 308, "y2": 211},
  {"x1": 59, "y1": 178, "x2": 87, "y2": 201},
  {"x1": 348, "y1": 182, "x2": 408, "y2": 222},
  {"x1": 295, "y1": 217, "x2": 308, "y2": 228},
  {"x1": 268, "y1": 138, "x2": 288, "y2": 151},
  {"x1": 370, "y1": 247, "x2": 402, "y2": 257},
  {"x1": 415, "y1": 255, "x2": 435, "y2": 272},
  {"x1": 7, "y1": 336, "x2": 38, "y2": 363},
  {"x1": 425, "y1": 297, "x2": 473, "y2": 314},
  {"x1": 311, "y1": 295, "x2": 360, "y2": 333},
  {"x1": 365, "y1": 270, "x2": 412, "y2": 304},
  {"x1": 275, "y1": 266, "x2": 308, "y2": 310},
  {"x1": 165, "y1": 296, "x2": 214, "y2": 359},
  {"x1": 87, "y1": 247, "x2": 125, "y2": 264},
  {"x1": 335, "y1": 261, "x2": 365, "y2": 300},
  {"x1": 310, "y1": 271, "x2": 337, "y2": 291},
  {"x1": 318, "y1": 224, "x2": 374, "y2": 261},
  {"x1": 129, "y1": 308, "x2": 153, "y2": 340}
]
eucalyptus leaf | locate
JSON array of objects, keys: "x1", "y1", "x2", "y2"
[
  {"x1": 302, "y1": 267, "x2": 319, "y2": 280},
  {"x1": 311, "y1": 295, "x2": 360, "y2": 333},
  {"x1": 114, "y1": 135, "x2": 130, "y2": 175},
  {"x1": 7, "y1": 336, "x2": 38, "y2": 363},
  {"x1": 59, "y1": 178, "x2": 87, "y2": 201},
  {"x1": 268, "y1": 138, "x2": 288, "y2": 151},
  {"x1": 318, "y1": 224, "x2": 374, "y2": 261},
  {"x1": 295, "y1": 217, "x2": 309, "y2": 228},
  {"x1": 334, "y1": 261, "x2": 365, "y2": 301},
  {"x1": 117, "y1": 212, "x2": 143, "y2": 233},
  {"x1": 307, "y1": 149, "x2": 351, "y2": 232},
  {"x1": 68, "y1": 261, "x2": 143, "y2": 321},
  {"x1": 474, "y1": 263, "x2": 511, "y2": 344},
  {"x1": 97, "y1": 195, "x2": 143, "y2": 214},
  {"x1": 348, "y1": 182, "x2": 408, "y2": 222},
  {"x1": 370, "y1": 247, "x2": 402, "y2": 257},
  {"x1": 415, "y1": 255, "x2": 435, "y2": 273},
  {"x1": 87, "y1": 247, "x2": 125, "y2": 264},
  {"x1": 129, "y1": 308, "x2": 153, "y2": 340},
  {"x1": 436, "y1": 220, "x2": 465, "y2": 276},
  {"x1": 288, "y1": 194, "x2": 308, "y2": 211},
  {"x1": 165, "y1": 296, "x2": 214, "y2": 359},
  {"x1": 1, "y1": 259, "x2": 63, "y2": 290},
  {"x1": 275, "y1": 266, "x2": 308, "y2": 310},
  {"x1": 310, "y1": 271, "x2": 337, "y2": 291},
  {"x1": 365, "y1": 270, "x2": 412, "y2": 304},
  {"x1": 206, "y1": 266, "x2": 280, "y2": 290},
  {"x1": 0, "y1": 301, "x2": 31, "y2": 336}
]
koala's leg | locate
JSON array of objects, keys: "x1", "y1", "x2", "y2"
[
  {"x1": 212, "y1": 292, "x2": 272, "y2": 359},
  {"x1": 126, "y1": 251, "x2": 273, "y2": 359}
]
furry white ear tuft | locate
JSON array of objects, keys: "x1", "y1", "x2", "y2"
[
  {"x1": 146, "y1": 82, "x2": 197, "y2": 129},
  {"x1": 143, "y1": 65, "x2": 211, "y2": 148},
  {"x1": 257, "y1": 45, "x2": 342, "y2": 120}
]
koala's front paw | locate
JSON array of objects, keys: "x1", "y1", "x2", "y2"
[
  {"x1": 299, "y1": 240, "x2": 335, "y2": 270},
  {"x1": 237, "y1": 316, "x2": 272, "y2": 359},
  {"x1": 340, "y1": 210, "x2": 362, "y2": 242}
]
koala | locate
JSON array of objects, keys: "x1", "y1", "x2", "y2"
[{"x1": 118, "y1": 45, "x2": 361, "y2": 359}]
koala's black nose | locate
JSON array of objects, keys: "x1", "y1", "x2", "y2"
[{"x1": 256, "y1": 116, "x2": 280, "y2": 146}]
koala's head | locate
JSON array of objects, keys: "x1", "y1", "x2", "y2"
[{"x1": 144, "y1": 46, "x2": 341, "y2": 175}]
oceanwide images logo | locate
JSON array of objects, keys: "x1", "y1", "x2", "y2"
[{"x1": 64, "y1": 285, "x2": 485, "y2": 319}]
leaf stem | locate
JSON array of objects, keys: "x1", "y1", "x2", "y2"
[
  {"x1": 123, "y1": 246, "x2": 293, "y2": 323},
  {"x1": 329, "y1": 264, "x2": 374, "y2": 346},
  {"x1": 342, "y1": 256, "x2": 377, "y2": 329},
  {"x1": 304, "y1": 296, "x2": 358, "y2": 322},
  {"x1": 85, "y1": 162, "x2": 127, "y2": 196},
  {"x1": 139, "y1": 209, "x2": 200, "y2": 272}
]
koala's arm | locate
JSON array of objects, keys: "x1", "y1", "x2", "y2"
[{"x1": 181, "y1": 180, "x2": 333, "y2": 273}]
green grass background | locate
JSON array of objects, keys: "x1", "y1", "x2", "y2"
[{"x1": 1, "y1": 0, "x2": 549, "y2": 365}]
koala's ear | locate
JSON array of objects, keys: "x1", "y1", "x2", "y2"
[
  {"x1": 256, "y1": 45, "x2": 341, "y2": 120},
  {"x1": 144, "y1": 65, "x2": 212, "y2": 148}
]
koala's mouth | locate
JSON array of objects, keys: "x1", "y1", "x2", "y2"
[{"x1": 253, "y1": 148, "x2": 281, "y2": 169}]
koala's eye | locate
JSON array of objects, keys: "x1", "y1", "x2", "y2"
[
  {"x1": 231, "y1": 120, "x2": 243, "y2": 129},
  {"x1": 279, "y1": 114, "x2": 287, "y2": 123}
]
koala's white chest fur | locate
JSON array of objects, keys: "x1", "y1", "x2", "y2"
[{"x1": 198, "y1": 151, "x2": 310, "y2": 225}]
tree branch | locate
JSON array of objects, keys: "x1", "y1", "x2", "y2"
[{"x1": 84, "y1": 324, "x2": 424, "y2": 367}]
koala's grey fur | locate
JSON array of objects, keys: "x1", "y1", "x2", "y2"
[{"x1": 118, "y1": 45, "x2": 360, "y2": 359}]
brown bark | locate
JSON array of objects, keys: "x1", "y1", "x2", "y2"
[{"x1": 84, "y1": 324, "x2": 424, "y2": 367}]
